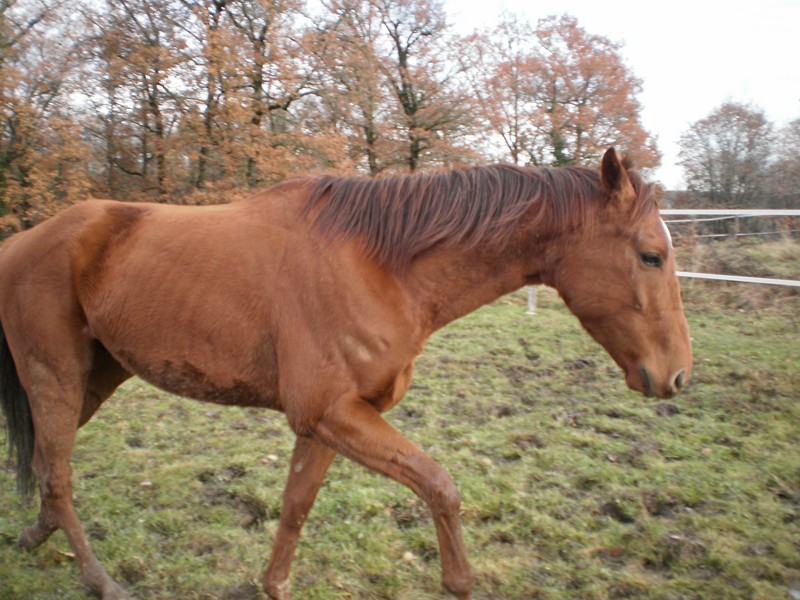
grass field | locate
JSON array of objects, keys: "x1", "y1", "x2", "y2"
[{"x1": 1, "y1": 240, "x2": 799, "y2": 599}]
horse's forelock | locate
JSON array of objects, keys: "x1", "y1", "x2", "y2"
[{"x1": 626, "y1": 167, "x2": 659, "y2": 223}]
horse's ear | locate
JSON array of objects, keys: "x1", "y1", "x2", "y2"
[{"x1": 600, "y1": 147, "x2": 636, "y2": 207}]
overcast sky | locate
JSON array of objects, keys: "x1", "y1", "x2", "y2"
[{"x1": 446, "y1": 0, "x2": 800, "y2": 189}]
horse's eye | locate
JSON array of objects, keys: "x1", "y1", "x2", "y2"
[{"x1": 640, "y1": 252, "x2": 663, "y2": 268}]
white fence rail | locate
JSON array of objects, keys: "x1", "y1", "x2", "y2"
[
  {"x1": 660, "y1": 209, "x2": 800, "y2": 217},
  {"x1": 676, "y1": 272, "x2": 800, "y2": 288}
]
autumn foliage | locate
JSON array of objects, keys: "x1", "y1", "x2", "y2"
[
  {"x1": 0, "y1": 0, "x2": 662, "y2": 229},
  {"x1": 463, "y1": 15, "x2": 658, "y2": 169}
]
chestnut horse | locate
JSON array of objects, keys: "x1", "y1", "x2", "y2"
[{"x1": 0, "y1": 149, "x2": 691, "y2": 599}]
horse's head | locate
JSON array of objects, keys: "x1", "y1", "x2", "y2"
[{"x1": 551, "y1": 149, "x2": 692, "y2": 399}]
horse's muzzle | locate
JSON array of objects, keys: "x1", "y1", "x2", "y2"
[{"x1": 638, "y1": 365, "x2": 687, "y2": 399}]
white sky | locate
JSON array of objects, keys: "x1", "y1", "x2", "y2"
[{"x1": 446, "y1": 0, "x2": 800, "y2": 189}]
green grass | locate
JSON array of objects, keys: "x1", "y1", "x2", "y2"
[{"x1": 1, "y1": 250, "x2": 799, "y2": 599}]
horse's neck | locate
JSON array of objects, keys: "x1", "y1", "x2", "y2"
[{"x1": 401, "y1": 238, "x2": 552, "y2": 333}]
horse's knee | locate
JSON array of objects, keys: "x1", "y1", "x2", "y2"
[{"x1": 426, "y1": 468, "x2": 461, "y2": 515}]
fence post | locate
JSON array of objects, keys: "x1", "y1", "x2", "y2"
[
  {"x1": 731, "y1": 215, "x2": 740, "y2": 240},
  {"x1": 527, "y1": 286, "x2": 538, "y2": 314}
]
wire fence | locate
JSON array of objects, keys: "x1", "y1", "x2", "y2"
[
  {"x1": 661, "y1": 209, "x2": 800, "y2": 243},
  {"x1": 660, "y1": 208, "x2": 799, "y2": 287}
]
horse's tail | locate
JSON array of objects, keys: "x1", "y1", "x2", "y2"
[{"x1": 0, "y1": 324, "x2": 36, "y2": 500}]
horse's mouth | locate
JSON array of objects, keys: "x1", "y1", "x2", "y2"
[{"x1": 638, "y1": 365, "x2": 654, "y2": 398}]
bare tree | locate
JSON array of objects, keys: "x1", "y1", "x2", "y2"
[
  {"x1": 374, "y1": 0, "x2": 476, "y2": 171},
  {"x1": 79, "y1": 0, "x2": 193, "y2": 199},
  {"x1": 766, "y1": 117, "x2": 800, "y2": 209},
  {"x1": 225, "y1": 0, "x2": 315, "y2": 186},
  {"x1": 311, "y1": 0, "x2": 394, "y2": 174},
  {"x1": 460, "y1": 15, "x2": 537, "y2": 165},
  {"x1": 177, "y1": 0, "x2": 229, "y2": 190},
  {"x1": 679, "y1": 102, "x2": 773, "y2": 207},
  {"x1": 305, "y1": 0, "x2": 477, "y2": 174}
]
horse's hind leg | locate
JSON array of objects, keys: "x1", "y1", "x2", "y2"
[
  {"x1": 18, "y1": 341, "x2": 131, "y2": 554},
  {"x1": 263, "y1": 435, "x2": 337, "y2": 600},
  {"x1": 14, "y1": 335, "x2": 129, "y2": 599}
]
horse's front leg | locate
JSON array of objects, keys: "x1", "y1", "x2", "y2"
[
  {"x1": 313, "y1": 396, "x2": 474, "y2": 600},
  {"x1": 263, "y1": 435, "x2": 337, "y2": 600}
]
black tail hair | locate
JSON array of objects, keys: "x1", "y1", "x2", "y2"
[{"x1": 0, "y1": 325, "x2": 35, "y2": 499}]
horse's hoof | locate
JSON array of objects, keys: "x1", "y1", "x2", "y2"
[
  {"x1": 16, "y1": 527, "x2": 49, "y2": 552},
  {"x1": 16, "y1": 534, "x2": 34, "y2": 551},
  {"x1": 264, "y1": 578, "x2": 291, "y2": 600},
  {"x1": 101, "y1": 582, "x2": 132, "y2": 600}
]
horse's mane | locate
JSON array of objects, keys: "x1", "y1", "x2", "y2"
[{"x1": 303, "y1": 162, "x2": 655, "y2": 267}]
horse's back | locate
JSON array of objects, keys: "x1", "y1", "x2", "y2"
[{"x1": 0, "y1": 195, "x2": 287, "y2": 308}]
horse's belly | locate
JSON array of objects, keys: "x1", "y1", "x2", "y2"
[
  {"x1": 89, "y1": 297, "x2": 283, "y2": 411},
  {"x1": 114, "y1": 348, "x2": 283, "y2": 410}
]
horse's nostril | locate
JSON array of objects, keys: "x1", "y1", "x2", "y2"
[{"x1": 673, "y1": 369, "x2": 686, "y2": 392}]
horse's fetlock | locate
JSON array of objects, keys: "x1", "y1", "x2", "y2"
[
  {"x1": 443, "y1": 571, "x2": 473, "y2": 599},
  {"x1": 263, "y1": 576, "x2": 291, "y2": 600}
]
